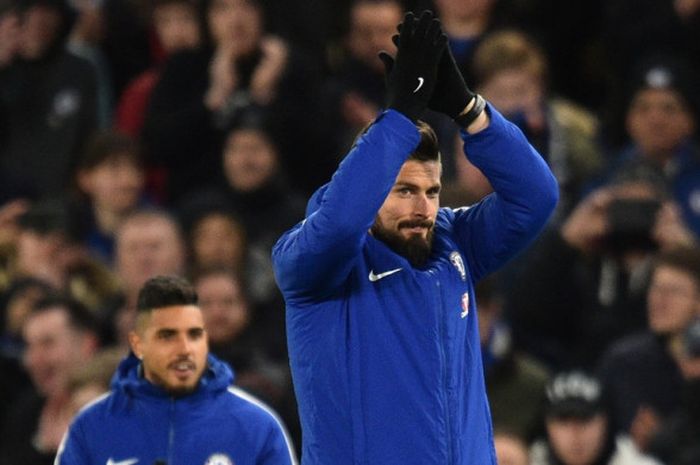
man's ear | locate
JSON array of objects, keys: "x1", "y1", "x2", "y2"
[{"x1": 128, "y1": 331, "x2": 142, "y2": 359}]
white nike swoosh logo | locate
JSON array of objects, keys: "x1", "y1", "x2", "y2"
[
  {"x1": 107, "y1": 458, "x2": 139, "y2": 465},
  {"x1": 368, "y1": 268, "x2": 403, "y2": 282},
  {"x1": 413, "y1": 77, "x2": 424, "y2": 93}
]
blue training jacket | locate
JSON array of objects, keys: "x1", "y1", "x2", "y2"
[
  {"x1": 55, "y1": 353, "x2": 297, "y2": 465},
  {"x1": 272, "y1": 106, "x2": 558, "y2": 465}
]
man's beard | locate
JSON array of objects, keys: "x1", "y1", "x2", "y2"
[{"x1": 371, "y1": 219, "x2": 434, "y2": 268}]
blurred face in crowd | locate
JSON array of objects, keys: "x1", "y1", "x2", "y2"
[
  {"x1": 223, "y1": 127, "x2": 278, "y2": 192},
  {"x1": 647, "y1": 265, "x2": 700, "y2": 335},
  {"x1": 494, "y1": 433, "x2": 529, "y2": 465},
  {"x1": 207, "y1": 0, "x2": 261, "y2": 54},
  {"x1": 433, "y1": 0, "x2": 495, "y2": 23},
  {"x1": 78, "y1": 153, "x2": 145, "y2": 216},
  {"x1": 546, "y1": 415, "x2": 607, "y2": 465},
  {"x1": 626, "y1": 88, "x2": 695, "y2": 161},
  {"x1": 347, "y1": 0, "x2": 401, "y2": 71},
  {"x1": 191, "y1": 213, "x2": 246, "y2": 270},
  {"x1": 195, "y1": 272, "x2": 249, "y2": 344},
  {"x1": 15, "y1": 229, "x2": 67, "y2": 288},
  {"x1": 372, "y1": 160, "x2": 441, "y2": 267},
  {"x1": 479, "y1": 66, "x2": 546, "y2": 132},
  {"x1": 116, "y1": 215, "x2": 185, "y2": 292},
  {"x1": 23, "y1": 307, "x2": 95, "y2": 398},
  {"x1": 130, "y1": 305, "x2": 208, "y2": 395},
  {"x1": 18, "y1": 5, "x2": 63, "y2": 60},
  {"x1": 153, "y1": 1, "x2": 201, "y2": 53}
]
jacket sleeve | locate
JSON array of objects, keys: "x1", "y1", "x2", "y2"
[
  {"x1": 452, "y1": 104, "x2": 559, "y2": 282},
  {"x1": 259, "y1": 421, "x2": 298, "y2": 465},
  {"x1": 53, "y1": 422, "x2": 90, "y2": 465},
  {"x1": 272, "y1": 110, "x2": 420, "y2": 303}
]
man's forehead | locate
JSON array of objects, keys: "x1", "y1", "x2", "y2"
[
  {"x1": 396, "y1": 160, "x2": 442, "y2": 183},
  {"x1": 144, "y1": 305, "x2": 204, "y2": 328},
  {"x1": 25, "y1": 307, "x2": 69, "y2": 332}
]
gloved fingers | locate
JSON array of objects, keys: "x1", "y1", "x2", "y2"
[
  {"x1": 425, "y1": 17, "x2": 443, "y2": 44},
  {"x1": 414, "y1": 10, "x2": 434, "y2": 40},
  {"x1": 435, "y1": 32, "x2": 448, "y2": 49},
  {"x1": 377, "y1": 51, "x2": 395, "y2": 75},
  {"x1": 391, "y1": 34, "x2": 399, "y2": 47},
  {"x1": 398, "y1": 11, "x2": 416, "y2": 43}
]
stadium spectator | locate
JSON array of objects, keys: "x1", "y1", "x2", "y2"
[
  {"x1": 0, "y1": 294, "x2": 100, "y2": 465},
  {"x1": 0, "y1": 0, "x2": 98, "y2": 201},
  {"x1": 598, "y1": 246, "x2": 700, "y2": 451},
  {"x1": 530, "y1": 370, "x2": 661, "y2": 465}
]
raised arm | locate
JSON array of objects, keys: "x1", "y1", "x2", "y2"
[
  {"x1": 387, "y1": 22, "x2": 557, "y2": 280},
  {"x1": 453, "y1": 105, "x2": 559, "y2": 281},
  {"x1": 272, "y1": 11, "x2": 447, "y2": 302}
]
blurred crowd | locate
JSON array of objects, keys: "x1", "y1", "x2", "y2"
[{"x1": 1, "y1": 0, "x2": 700, "y2": 463}]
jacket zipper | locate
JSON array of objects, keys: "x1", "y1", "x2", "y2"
[
  {"x1": 435, "y1": 279, "x2": 453, "y2": 464},
  {"x1": 168, "y1": 398, "x2": 175, "y2": 465}
]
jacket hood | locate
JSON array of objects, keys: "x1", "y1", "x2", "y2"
[{"x1": 111, "y1": 352, "x2": 235, "y2": 399}]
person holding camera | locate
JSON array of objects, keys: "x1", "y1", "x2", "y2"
[
  {"x1": 607, "y1": 56, "x2": 700, "y2": 236},
  {"x1": 508, "y1": 173, "x2": 696, "y2": 371},
  {"x1": 598, "y1": 246, "x2": 700, "y2": 453}
]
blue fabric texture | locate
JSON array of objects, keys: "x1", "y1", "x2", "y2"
[
  {"x1": 55, "y1": 353, "x2": 297, "y2": 465},
  {"x1": 273, "y1": 106, "x2": 558, "y2": 464}
]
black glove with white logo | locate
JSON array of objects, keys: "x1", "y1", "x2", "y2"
[
  {"x1": 385, "y1": 15, "x2": 485, "y2": 128},
  {"x1": 377, "y1": 11, "x2": 446, "y2": 122}
]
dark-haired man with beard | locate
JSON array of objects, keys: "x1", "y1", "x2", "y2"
[
  {"x1": 56, "y1": 275, "x2": 297, "y2": 465},
  {"x1": 272, "y1": 10, "x2": 558, "y2": 465}
]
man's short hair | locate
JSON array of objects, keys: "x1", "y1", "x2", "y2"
[
  {"x1": 654, "y1": 246, "x2": 700, "y2": 289},
  {"x1": 192, "y1": 265, "x2": 251, "y2": 303},
  {"x1": 472, "y1": 29, "x2": 548, "y2": 88},
  {"x1": 352, "y1": 119, "x2": 440, "y2": 163},
  {"x1": 408, "y1": 120, "x2": 440, "y2": 163},
  {"x1": 118, "y1": 208, "x2": 184, "y2": 241},
  {"x1": 136, "y1": 275, "x2": 198, "y2": 313},
  {"x1": 30, "y1": 294, "x2": 100, "y2": 335},
  {"x1": 78, "y1": 130, "x2": 141, "y2": 171}
]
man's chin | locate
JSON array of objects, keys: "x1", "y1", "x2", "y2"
[
  {"x1": 163, "y1": 373, "x2": 203, "y2": 396},
  {"x1": 165, "y1": 382, "x2": 199, "y2": 397},
  {"x1": 372, "y1": 225, "x2": 433, "y2": 268}
]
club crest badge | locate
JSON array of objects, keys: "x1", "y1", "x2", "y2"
[
  {"x1": 449, "y1": 251, "x2": 466, "y2": 281},
  {"x1": 204, "y1": 454, "x2": 234, "y2": 465},
  {"x1": 461, "y1": 292, "x2": 469, "y2": 318}
]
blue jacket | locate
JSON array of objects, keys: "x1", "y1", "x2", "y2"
[
  {"x1": 55, "y1": 353, "x2": 297, "y2": 465},
  {"x1": 272, "y1": 107, "x2": 558, "y2": 465}
]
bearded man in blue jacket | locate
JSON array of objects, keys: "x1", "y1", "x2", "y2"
[
  {"x1": 55, "y1": 275, "x2": 297, "y2": 465},
  {"x1": 272, "y1": 10, "x2": 559, "y2": 465}
]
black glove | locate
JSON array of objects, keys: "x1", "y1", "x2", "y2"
[
  {"x1": 384, "y1": 16, "x2": 485, "y2": 128},
  {"x1": 377, "y1": 11, "x2": 446, "y2": 122}
]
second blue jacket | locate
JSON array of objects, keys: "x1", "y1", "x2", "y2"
[{"x1": 55, "y1": 353, "x2": 297, "y2": 465}]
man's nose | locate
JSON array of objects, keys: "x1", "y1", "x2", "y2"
[
  {"x1": 413, "y1": 193, "x2": 431, "y2": 216},
  {"x1": 176, "y1": 334, "x2": 193, "y2": 354}
]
